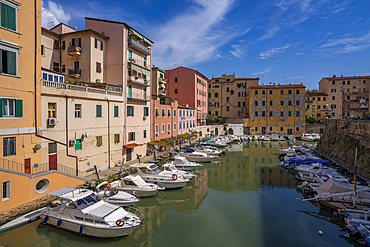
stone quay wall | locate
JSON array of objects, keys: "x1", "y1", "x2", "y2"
[
  {"x1": 316, "y1": 119, "x2": 370, "y2": 179},
  {"x1": 305, "y1": 124, "x2": 325, "y2": 134}
]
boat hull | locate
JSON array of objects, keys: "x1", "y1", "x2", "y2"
[
  {"x1": 141, "y1": 178, "x2": 187, "y2": 189},
  {"x1": 115, "y1": 187, "x2": 158, "y2": 198}
]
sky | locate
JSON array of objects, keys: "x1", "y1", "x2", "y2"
[{"x1": 41, "y1": 0, "x2": 370, "y2": 89}]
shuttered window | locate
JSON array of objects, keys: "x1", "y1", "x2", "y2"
[
  {"x1": 127, "y1": 106, "x2": 134, "y2": 116},
  {"x1": 114, "y1": 134, "x2": 120, "y2": 144},
  {"x1": 96, "y1": 136, "x2": 102, "y2": 147},
  {"x1": 0, "y1": 98, "x2": 22, "y2": 117},
  {"x1": 128, "y1": 132, "x2": 135, "y2": 141},
  {"x1": 3, "y1": 137, "x2": 15, "y2": 157},
  {"x1": 143, "y1": 107, "x2": 148, "y2": 116},
  {"x1": 155, "y1": 108, "x2": 159, "y2": 117},
  {"x1": 0, "y1": 49, "x2": 16, "y2": 75},
  {"x1": 1, "y1": 3, "x2": 16, "y2": 31},
  {"x1": 114, "y1": 105, "x2": 119, "y2": 117},
  {"x1": 96, "y1": 105, "x2": 102, "y2": 117}
]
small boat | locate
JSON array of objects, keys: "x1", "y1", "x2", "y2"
[
  {"x1": 277, "y1": 135, "x2": 286, "y2": 141},
  {"x1": 132, "y1": 163, "x2": 189, "y2": 189},
  {"x1": 177, "y1": 148, "x2": 217, "y2": 163},
  {"x1": 112, "y1": 175, "x2": 164, "y2": 198},
  {"x1": 162, "y1": 163, "x2": 197, "y2": 180},
  {"x1": 0, "y1": 207, "x2": 48, "y2": 232},
  {"x1": 301, "y1": 133, "x2": 315, "y2": 142},
  {"x1": 311, "y1": 133, "x2": 321, "y2": 141},
  {"x1": 294, "y1": 163, "x2": 337, "y2": 175},
  {"x1": 193, "y1": 145, "x2": 224, "y2": 155},
  {"x1": 261, "y1": 135, "x2": 271, "y2": 141},
  {"x1": 43, "y1": 187, "x2": 143, "y2": 238},
  {"x1": 96, "y1": 182, "x2": 140, "y2": 206},
  {"x1": 270, "y1": 134, "x2": 280, "y2": 141},
  {"x1": 172, "y1": 156, "x2": 203, "y2": 170}
]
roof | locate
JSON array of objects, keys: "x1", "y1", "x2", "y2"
[
  {"x1": 306, "y1": 93, "x2": 328, "y2": 96},
  {"x1": 85, "y1": 17, "x2": 154, "y2": 44},
  {"x1": 322, "y1": 75, "x2": 370, "y2": 80},
  {"x1": 50, "y1": 22, "x2": 76, "y2": 32},
  {"x1": 166, "y1": 66, "x2": 209, "y2": 81},
  {"x1": 249, "y1": 84, "x2": 305, "y2": 89},
  {"x1": 41, "y1": 67, "x2": 65, "y2": 76},
  {"x1": 209, "y1": 77, "x2": 259, "y2": 82},
  {"x1": 42, "y1": 27, "x2": 109, "y2": 40},
  {"x1": 178, "y1": 104, "x2": 196, "y2": 109}
]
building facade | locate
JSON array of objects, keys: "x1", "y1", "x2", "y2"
[
  {"x1": 85, "y1": 17, "x2": 152, "y2": 161},
  {"x1": 244, "y1": 84, "x2": 306, "y2": 135},
  {"x1": 208, "y1": 74, "x2": 259, "y2": 118},
  {"x1": 319, "y1": 75, "x2": 370, "y2": 119},
  {"x1": 178, "y1": 105, "x2": 196, "y2": 134},
  {"x1": 305, "y1": 93, "x2": 329, "y2": 121},
  {"x1": 165, "y1": 67, "x2": 208, "y2": 126}
]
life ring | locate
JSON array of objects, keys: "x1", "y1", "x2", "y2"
[
  {"x1": 116, "y1": 219, "x2": 124, "y2": 227},
  {"x1": 106, "y1": 183, "x2": 111, "y2": 189},
  {"x1": 172, "y1": 174, "x2": 178, "y2": 181}
]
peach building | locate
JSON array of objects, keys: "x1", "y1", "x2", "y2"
[
  {"x1": 208, "y1": 74, "x2": 259, "y2": 118},
  {"x1": 319, "y1": 75, "x2": 370, "y2": 118},
  {"x1": 165, "y1": 67, "x2": 208, "y2": 126},
  {"x1": 85, "y1": 17, "x2": 152, "y2": 161},
  {"x1": 178, "y1": 105, "x2": 196, "y2": 134}
]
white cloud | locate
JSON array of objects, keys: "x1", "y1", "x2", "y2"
[
  {"x1": 229, "y1": 44, "x2": 244, "y2": 60},
  {"x1": 260, "y1": 25, "x2": 279, "y2": 41},
  {"x1": 258, "y1": 44, "x2": 293, "y2": 59},
  {"x1": 253, "y1": 67, "x2": 272, "y2": 76},
  {"x1": 41, "y1": 1, "x2": 71, "y2": 29},
  {"x1": 319, "y1": 32, "x2": 370, "y2": 54},
  {"x1": 151, "y1": 0, "x2": 241, "y2": 68}
]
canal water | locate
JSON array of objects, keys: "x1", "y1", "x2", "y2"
[{"x1": 0, "y1": 141, "x2": 362, "y2": 247}]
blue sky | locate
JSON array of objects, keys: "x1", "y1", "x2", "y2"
[{"x1": 41, "y1": 0, "x2": 370, "y2": 89}]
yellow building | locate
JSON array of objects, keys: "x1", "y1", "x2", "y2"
[
  {"x1": 305, "y1": 93, "x2": 330, "y2": 121},
  {"x1": 244, "y1": 84, "x2": 306, "y2": 135},
  {"x1": 208, "y1": 74, "x2": 259, "y2": 118}
]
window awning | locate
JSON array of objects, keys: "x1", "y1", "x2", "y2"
[
  {"x1": 124, "y1": 143, "x2": 139, "y2": 148},
  {"x1": 131, "y1": 64, "x2": 150, "y2": 77}
]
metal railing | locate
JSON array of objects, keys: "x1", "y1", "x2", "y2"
[
  {"x1": 68, "y1": 68, "x2": 81, "y2": 76},
  {"x1": 0, "y1": 157, "x2": 83, "y2": 177},
  {"x1": 68, "y1": 46, "x2": 82, "y2": 55},
  {"x1": 128, "y1": 38, "x2": 151, "y2": 55}
]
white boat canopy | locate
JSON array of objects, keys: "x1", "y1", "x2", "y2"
[{"x1": 124, "y1": 175, "x2": 147, "y2": 186}]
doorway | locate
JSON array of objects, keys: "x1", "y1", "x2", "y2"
[
  {"x1": 49, "y1": 154, "x2": 57, "y2": 170},
  {"x1": 287, "y1": 129, "x2": 293, "y2": 135},
  {"x1": 261, "y1": 127, "x2": 266, "y2": 135},
  {"x1": 24, "y1": 158, "x2": 31, "y2": 174},
  {"x1": 127, "y1": 148, "x2": 132, "y2": 161}
]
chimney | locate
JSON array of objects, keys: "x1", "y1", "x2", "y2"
[{"x1": 333, "y1": 75, "x2": 336, "y2": 78}]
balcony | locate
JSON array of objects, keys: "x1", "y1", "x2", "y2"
[
  {"x1": 68, "y1": 46, "x2": 82, "y2": 56},
  {"x1": 128, "y1": 91, "x2": 149, "y2": 102},
  {"x1": 128, "y1": 75, "x2": 150, "y2": 87},
  {"x1": 128, "y1": 38, "x2": 151, "y2": 55},
  {"x1": 68, "y1": 68, "x2": 81, "y2": 78},
  {"x1": 158, "y1": 77, "x2": 166, "y2": 84}
]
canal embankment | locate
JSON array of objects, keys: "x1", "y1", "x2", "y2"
[{"x1": 316, "y1": 119, "x2": 370, "y2": 180}]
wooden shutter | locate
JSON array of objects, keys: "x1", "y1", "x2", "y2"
[
  {"x1": 132, "y1": 106, "x2": 134, "y2": 116},
  {"x1": 61, "y1": 41, "x2": 65, "y2": 50},
  {"x1": 1, "y1": 3, "x2": 8, "y2": 29},
  {"x1": 95, "y1": 38, "x2": 97, "y2": 48},
  {"x1": 133, "y1": 132, "x2": 135, "y2": 141},
  {"x1": 15, "y1": 99, "x2": 22, "y2": 117},
  {"x1": 72, "y1": 38, "x2": 75, "y2": 46},
  {"x1": 101, "y1": 41, "x2": 103, "y2": 51},
  {"x1": 8, "y1": 51, "x2": 16, "y2": 76},
  {"x1": 78, "y1": 38, "x2": 81, "y2": 47},
  {"x1": 7, "y1": 4, "x2": 16, "y2": 31},
  {"x1": 0, "y1": 99, "x2": 3, "y2": 117}
]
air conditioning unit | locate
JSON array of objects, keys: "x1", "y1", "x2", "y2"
[
  {"x1": 96, "y1": 79, "x2": 101, "y2": 83},
  {"x1": 143, "y1": 116, "x2": 147, "y2": 120},
  {"x1": 69, "y1": 139, "x2": 76, "y2": 145},
  {"x1": 48, "y1": 118, "x2": 57, "y2": 125}
]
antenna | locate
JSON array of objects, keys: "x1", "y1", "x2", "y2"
[{"x1": 329, "y1": 70, "x2": 331, "y2": 77}]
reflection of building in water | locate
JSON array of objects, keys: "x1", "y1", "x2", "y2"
[{"x1": 207, "y1": 142, "x2": 297, "y2": 193}]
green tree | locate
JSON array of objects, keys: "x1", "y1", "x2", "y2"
[
  {"x1": 306, "y1": 116, "x2": 317, "y2": 124},
  {"x1": 306, "y1": 89, "x2": 319, "y2": 93}
]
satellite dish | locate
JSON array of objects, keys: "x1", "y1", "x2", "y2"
[{"x1": 34, "y1": 144, "x2": 41, "y2": 150}]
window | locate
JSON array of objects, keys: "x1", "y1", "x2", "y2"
[
  {"x1": 215, "y1": 92, "x2": 218, "y2": 97},
  {"x1": 114, "y1": 134, "x2": 120, "y2": 144},
  {"x1": 280, "y1": 112, "x2": 283, "y2": 117},
  {"x1": 96, "y1": 62, "x2": 102, "y2": 73},
  {"x1": 296, "y1": 111, "x2": 300, "y2": 117},
  {"x1": 332, "y1": 81, "x2": 335, "y2": 85},
  {"x1": 3, "y1": 137, "x2": 15, "y2": 157},
  {"x1": 296, "y1": 100, "x2": 299, "y2": 106},
  {"x1": 96, "y1": 136, "x2": 102, "y2": 147},
  {"x1": 142, "y1": 107, "x2": 149, "y2": 117},
  {"x1": 269, "y1": 90, "x2": 273, "y2": 95},
  {"x1": 155, "y1": 124, "x2": 159, "y2": 133},
  {"x1": 262, "y1": 101, "x2": 265, "y2": 106},
  {"x1": 48, "y1": 103, "x2": 56, "y2": 118},
  {"x1": 269, "y1": 101, "x2": 272, "y2": 106},
  {"x1": 167, "y1": 123, "x2": 170, "y2": 133},
  {"x1": 96, "y1": 105, "x2": 102, "y2": 117},
  {"x1": 288, "y1": 101, "x2": 292, "y2": 106},
  {"x1": 41, "y1": 45, "x2": 44, "y2": 56},
  {"x1": 75, "y1": 139, "x2": 82, "y2": 150},
  {"x1": 167, "y1": 109, "x2": 171, "y2": 117},
  {"x1": 312, "y1": 105, "x2": 315, "y2": 112},
  {"x1": 53, "y1": 62, "x2": 59, "y2": 72},
  {"x1": 53, "y1": 39, "x2": 59, "y2": 50},
  {"x1": 2, "y1": 180, "x2": 10, "y2": 202},
  {"x1": 280, "y1": 127, "x2": 284, "y2": 132},
  {"x1": 226, "y1": 106, "x2": 230, "y2": 111},
  {"x1": 318, "y1": 105, "x2": 321, "y2": 109},
  {"x1": 187, "y1": 110, "x2": 189, "y2": 116},
  {"x1": 269, "y1": 127, "x2": 272, "y2": 132},
  {"x1": 161, "y1": 124, "x2": 165, "y2": 133},
  {"x1": 363, "y1": 80, "x2": 366, "y2": 84},
  {"x1": 318, "y1": 97, "x2": 321, "y2": 101},
  {"x1": 144, "y1": 58, "x2": 146, "y2": 67},
  {"x1": 296, "y1": 127, "x2": 300, "y2": 132},
  {"x1": 174, "y1": 77, "x2": 178, "y2": 82},
  {"x1": 187, "y1": 121, "x2": 189, "y2": 129},
  {"x1": 262, "y1": 111, "x2": 265, "y2": 117},
  {"x1": 155, "y1": 108, "x2": 159, "y2": 117},
  {"x1": 331, "y1": 104, "x2": 336, "y2": 109},
  {"x1": 226, "y1": 87, "x2": 229, "y2": 92},
  {"x1": 280, "y1": 90, "x2": 284, "y2": 95},
  {"x1": 269, "y1": 111, "x2": 272, "y2": 117},
  {"x1": 255, "y1": 90, "x2": 258, "y2": 95},
  {"x1": 75, "y1": 104, "x2": 81, "y2": 118},
  {"x1": 226, "y1": 97, "x2": 229, "y2": 102},
  {"x1": 262, "y1": 90, "x2": 265, "y2": 95},
  {"x1": 255, "y1": 101, "x2": 258, "y2": 106},
  {"x1": 288, "y1": 90, "x2": 292, "y2": 94},
  {"x1": 280, "y1": 101, "x2": 284, "y2": 106},
  {"x1": 208, "y1": 92, "x2": 211, "y2": 98},
  {"x1": 179, "y1": 109, "x2": 181, "y2": 116},
  {"x1": 127, "y1": 106, "x2": 134, "y2": 116},
  {"x1": 215, "y1": 111, "x2": 218, "y2": 116},
  {"x1": 331, "y1": 89, "x2": 336, "y2": 92},
  {"x1": 288, "y1": 111, "x2": 292, "y2": 116},
  {"x1": 183, "y1": 121, "x2": 185, "y2": 128},
  {"x1": 128, "y1": 132, "x2": 135, "y2": 141},
  {"x1": 296, "y1": 89, "x2": 300, "y2": 94},
  {"x1": 162, "y1": 108, "x2": 165, "y2": 117},
  {"x1": 183, "y1": 110, "x2": 185, "y2": 116},
  {"x1": 243, "y1": 102, "x2": 245, "y2": 107},
  {"x1": 0, "y1": 48, "x2": 17, "y2": 76},
  {"x1": 128, "y1": 50, "x2": 132, "y2": 60},
  {"x1": 174, "y1": 123, "x2": 176, "y2": 131},
  {"x1": 238, "y1": 92, "x2": 240, "y2": 97},
  {"x1": 238, "y1": 111, "x2": 241, "y2": 116},
  {"x1": 238, "y1": 102, "x2": 241, "y2": 107},
  {"x1": 255, "y1": 111, "x2": 258, "y2": 117},
  {"x1": 347, "y1": 81, "x2": 350, "y2": 85},
  {"x1": 332, "y1": 96, "x2": 335, "y2": 100},
  {"x1": 1, "y1": 98, "x2": 22, "y2": 117},
  {"x1": 1, "y1": 1, "x2": 18, "y2": 31}
]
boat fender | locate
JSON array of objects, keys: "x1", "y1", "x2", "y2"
[
  {"x1": 57, "y1": 219, "x2": 62, "y2": 227},
  {"x1": 43, "y1": 216, "x2": 48, "y2": 224},
  {"x1": 318, "y1": 230, "x2": 323, "y2": 235},
  {"x1": 116, "y1": 219, "x2": 124, "y2": 227},
  {"x1": 105, "y1": 183, "x2": 112, "y2": 189},
  {"x1": 172, "y1": 174, "x2": 178, "y2": 181},
  {"x1": 79, "y1": 225, "x2": 84, "y2": 234}
]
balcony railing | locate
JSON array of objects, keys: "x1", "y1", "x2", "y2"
[
  {"x1": 306, "y1": 100, "x2": 313, "y2": 104},
  {"x1": 68, "y1": 46, "x2": 82, "y2": 56},
  {"x1": 158, "y1": 77, "x2": 166, "y2": 84},
  {"x1": 128, "y1": 38, "x2": 151, "y2": 55},
  {"x1": 128, "y1": 75, "x2": 149, "y2": 86},
  {"x1": 343, "y1": 91, "x2": 369, "y2": 95},
  {"x1": 0, "y1": 157, "x2": 83, "y2": 177},
  {"x1": 68, "y1": 68, "x2": 81, "y2": 77},
  {"x1": 128, "y1": 91, "x2": 148, "y2": 101}
]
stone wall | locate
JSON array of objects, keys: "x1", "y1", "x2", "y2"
[
  {"x1": 306, "y1": 124, "x2": 325, "y2": 134},
  {"x1": 316, "y1": 119, "x2": 370, "y2": 179}
]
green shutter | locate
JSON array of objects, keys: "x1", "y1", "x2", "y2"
[
  {"x1": 1, "y1": 3, "x2": 8, "y2": 29},
  {"x1": 7, "y1": 5, "x2": 16, "y2": 31},
  {"x1": 8, "y1": 51, "x2": 16, "y2": 76},
  {"x1": 75, "y1": 139, "x2": 81, "y2": 150},
  {"x1": 96, "y1": 105, "x2": 101, "y2": 117},
  {"x1": 132, "y1": 106, "x2": 134, "y2": 116},
  {"x1": 0, "y1": 99, "x2": 2, "y2": 117},
  {"x1": 0, "y1": 50, "x2": 2, "y2": 73},
  {"x1": 133, "y1": 132, "x2": 135, "y2": 141},
  {"x1": 15, "y1": 99, "x2": 22, "y2": 117},
  {"x1": 114, "y1": 106, "x2": 118, "y2": 117}
]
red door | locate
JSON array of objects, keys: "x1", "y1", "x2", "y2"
[
  {"x1": 49, "y1": 154, "x2": 57, "y2": 170},
  {"x1": 24, "y1": 158, "x2": 31, "y2": 174}
]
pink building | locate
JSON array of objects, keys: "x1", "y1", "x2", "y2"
[
  {"x1": 85, "y1": 18, "x2": 152, "y2": 162},
  {"x1": 151, "y1": 97, "x2": 178, "y2": 140},
  {"x1": 178, "y1": 105, "x2": 196, "y2": 134},
  {"x1": 165, "y1": 67, "x2": 208, "y2": 126}
]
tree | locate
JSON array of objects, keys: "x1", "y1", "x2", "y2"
[
  {"x1": 306, "y1": 89, "x2": 319, "y2": 93},
  {"x1": 306, "y1": 116, "x2": 317, "y2": 124}
]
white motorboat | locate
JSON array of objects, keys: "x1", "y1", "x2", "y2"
[
  {"x1": 204, "y1": 138, "x2": 227, "y2": 147},
  {"x1": 42, "y1": 188, "x2": 143, "y2": 238},
  {"x1": 132, "y1": 163, "x2": 189, "y2": 189},
  {"x1": 177, "y1": 148, "x2": 217, "y2": 163},
  {"x1": 96, "y1": 182, "x2": 140, "y2": 206},
  {"x1": 311, "y1": 133, "x2": 321, "y2": 141},
  {"x1": 261, "y1": 135, "x2": 271, "y2": 141},
  {"x1": 301, "y1": 133, "x2": 315, "y2": 142},
  {"x1": 162, "y1": 163, "x2": 197, "y2": 180},
  {"x1": 172, "y1": 156, "x2": 203, "y2": 170},
  {"x1": 294, "y1": 163, "x2": 338, "y2": 175},
  {"x1": 277, "y1": 135, "x2": 286, "y2": 141},
  {"x1": 112, "y1": 175, "x2": 164, "y2": 198},
  {"x1": 194, "y1": 145, "x2": 224, "y2": 155},
  {"x1": 270, "y1": 134, "x2": 280, "y2": 141}
]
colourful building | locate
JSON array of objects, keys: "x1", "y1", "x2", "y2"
[
  {"x1": 244, "y1": 84, "x2": 306, "y2": 135},
  {"x1": 85, "y1": 17, "x2": 152, "y2": 161},
  {"x1": 165, "y1": 67, "x2": 208, "y2": 126},
  {"x1": 305, "y1": 92, "x2": 329, "y2": 121},
  {"x1": 208, "y1": 74, "x2": 259, "y2": 118},
  {"x1": 319, "y1": 75, "x2": 370, "y2": 118},
  {"x1": 178, "y1": 105, "x2": 197, "y2": 134}
]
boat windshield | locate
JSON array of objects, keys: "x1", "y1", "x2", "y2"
[
  {"x1": 76, "y1": 195, "x2": 98, "y2": 210},
  {"x1": 149, "y1": 164, "x2": 163, "y2": 174}
]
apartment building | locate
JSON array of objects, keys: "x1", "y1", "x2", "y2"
[
  {"x1": 305, "y1": 93, "x2": 329, "y2": 121},
  {"x1": 0, "y1": 0, "x2": 84, "y2": 213},
  {"x1": 208, "y1": 74, "x2": 259, "y2": 118},
  {"x1": 165, "y1": 67, "x2": 208, "y2": 126},
  {"x1": 319, "y1": 75, "x2": 370, "y2": 118},
  {"x1": 85, "y1": 17, "x2": 152, "y2": 161},
  {"x1": 244, "y1": 84, "x2": 306, "y2": 135},
  {"x1": 178, "y1": 105, "x2": 196, "y2": 134}
]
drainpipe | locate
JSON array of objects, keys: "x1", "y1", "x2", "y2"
[
  {"x1": 107, "y1": 99, "x2": 111, "y2": 168},
  {"x1": 65, "y1": 97, "x2": 79, "y2": 176}
]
